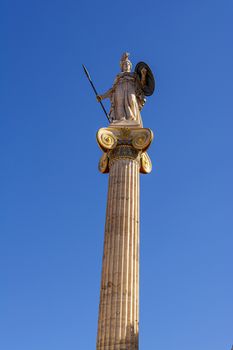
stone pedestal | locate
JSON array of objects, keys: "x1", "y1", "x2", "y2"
[{"x1": 96, "y1": 126, "x2": 153, "y2": 350}]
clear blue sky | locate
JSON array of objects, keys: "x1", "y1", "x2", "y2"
[{"x1": 1, "y1": 0, "x2": 233, "y2": 349}]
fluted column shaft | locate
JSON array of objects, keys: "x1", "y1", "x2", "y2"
[
  {"x1": 96, "y1": 126, "x2": 153, "y2": 350},
  {"x1": 97, "y1": 157, "x2": 139, "y2": 350}
]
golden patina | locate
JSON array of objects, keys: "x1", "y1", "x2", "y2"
[{"x1": 96, "y1": 126, "x2": 153, "y2": 174}]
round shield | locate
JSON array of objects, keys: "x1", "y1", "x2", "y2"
[{"x1": 135, "y1": 61, "x2": 155, "y2": 96}]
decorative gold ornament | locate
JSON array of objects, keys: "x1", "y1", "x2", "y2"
[
  {"x1": 119, "y1": 127, "x2": 131, "y2": 140},
  {"x1": 109, "y1": 145, "x2": 140, "y2": 166},
  {"x1": 97, "y1": 127, "x2": 153, "y2": 173},
  {"x1": 132, "y1": 128, "x2": 153, "y2": 151},
  {"x1": 97, "y1": 128, "x2": 117, "y2": 151},
  {"x1": 140, "y1": 152, "x2": 152, "y2": 174},
  {"x1": 98, "y1": 153, "x2": 109, "y2": 173}
]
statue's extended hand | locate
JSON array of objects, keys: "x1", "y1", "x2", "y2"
[{"x1": 96, "y1": 95, "x2": 102, "y2": 102}]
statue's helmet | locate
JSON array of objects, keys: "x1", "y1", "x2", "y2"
[{"x1": 120, "y1": 52, "x2": 132, "y2": 71}]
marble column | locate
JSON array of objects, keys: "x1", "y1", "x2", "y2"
[{"x1": 96, "y1": 126, "x2": 153, "y2": 350}]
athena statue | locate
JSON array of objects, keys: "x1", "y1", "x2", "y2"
[{"x1": 97, "y1": 53, "x2": 149, "y2": 127}]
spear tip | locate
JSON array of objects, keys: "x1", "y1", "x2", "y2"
[{"x1": 82, "y1": 64, "x2": 91, "y2": 81}]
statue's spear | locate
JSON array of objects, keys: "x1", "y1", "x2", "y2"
[{"x1": 82, "y1": 64, "x2": 110, "y2": 122}]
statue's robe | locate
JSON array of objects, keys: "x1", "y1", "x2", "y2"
[{"x1": 102, "y1": 72, "x2": 145, "y2": 126}]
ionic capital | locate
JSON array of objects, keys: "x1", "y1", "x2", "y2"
[{"x1": 96, "y1": 126, "x2": 153, "y2": 174}]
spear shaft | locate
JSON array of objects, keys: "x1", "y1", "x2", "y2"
[{"x1": 82, "y1": 64, "x2": 110, "y2": 122}]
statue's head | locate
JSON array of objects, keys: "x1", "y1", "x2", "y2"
[{"x1": 120, "y1": 52, "x2": 132, "y2": 72}]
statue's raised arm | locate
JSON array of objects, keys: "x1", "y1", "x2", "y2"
[{"x1": 97, "y1": 52, "x2": 155, "y2": 127}]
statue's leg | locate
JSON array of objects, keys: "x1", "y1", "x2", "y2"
[
  {"x1": 115, "y1": 85, "x2": 126, "y2": 120},
  {"x1": 125, "y1": 90, "x2": 139, "y2": 121}
]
